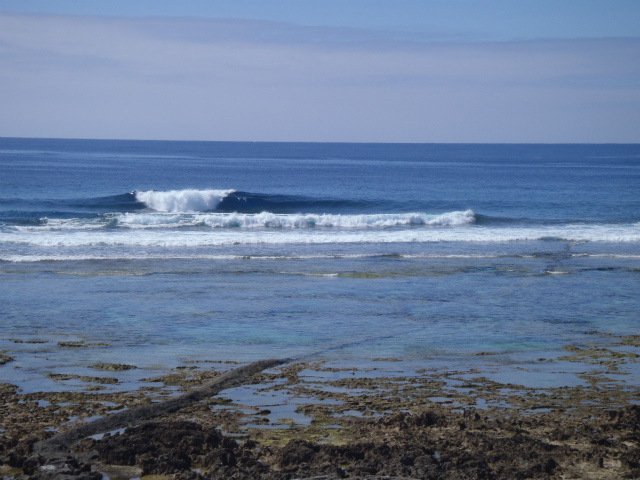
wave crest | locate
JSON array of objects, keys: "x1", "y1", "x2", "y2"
[
  {"x1": 134, "y1": 189, "x2": 235, "y2": 213},
  {"x1": 114, "y1": 210, "x2": 476, "y2": 229}
]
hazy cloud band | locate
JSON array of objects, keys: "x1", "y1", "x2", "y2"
[{"x1": 1, "y1": 13, "x2": 639, "y2": 142}]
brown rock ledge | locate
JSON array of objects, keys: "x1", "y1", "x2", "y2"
[{"x1": 1, "y1": 355, "x2": 640, "y2": 479}]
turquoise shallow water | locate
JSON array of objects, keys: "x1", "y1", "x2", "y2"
[{"x1": 1, "y1": 139, "x2": 639, "y2": 391}]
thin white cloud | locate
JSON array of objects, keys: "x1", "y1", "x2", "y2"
[{"x1": 0, "y1": 13, "x2": 639, "y2": 142}]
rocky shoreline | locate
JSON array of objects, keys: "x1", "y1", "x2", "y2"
[{"x1": 2, "y1": 336, "x2": 640, "y2": 479}]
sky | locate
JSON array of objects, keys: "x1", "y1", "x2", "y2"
[{"x1": 0, "y1": 1, "x2": 639, "y2": 143}]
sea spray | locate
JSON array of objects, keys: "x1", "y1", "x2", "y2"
[{"x1": 135, "y1": 189, "x2": 235, "y2": 213}]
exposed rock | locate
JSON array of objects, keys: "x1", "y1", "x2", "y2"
[
  {"x1": 89, "y1": 363, "x2": 137, "y2": 371},
  {"x1": 0, "y1": 352, "x2": 14, "y2": 365}
]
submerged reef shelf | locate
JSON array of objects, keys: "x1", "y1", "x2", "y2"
[{"x1": 1, "y1": 337, "x2": 640, "y2": 479}]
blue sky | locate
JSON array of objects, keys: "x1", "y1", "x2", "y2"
[{"x1": 1, "y1": 1, "x2": 639, "y2": 142}]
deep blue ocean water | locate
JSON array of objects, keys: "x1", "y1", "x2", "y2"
[{"x1": 1, "y1": 138, "x2": 639, "y2": 391}]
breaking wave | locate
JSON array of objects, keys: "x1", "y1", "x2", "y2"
[
  {"x1": 3, "y1": 223, "x2": 640, "y2": 249},
  {"x1": 6, "y1": 210, "x2": 475, "y2": 231},
  {"x1": 2, "y1": 189, "x2": 383, "y2": 216},
  {"x1": 114, "y1": 210, "x2": 476, "y2": 229},
  {"x1": 134, "y1": 189, "x2": 235, "y2": 213}
]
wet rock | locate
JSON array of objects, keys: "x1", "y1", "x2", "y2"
[
  {"x1": 606, "y1": 405, "x2": 640, "y2": 431},
  {"x1": 0, "y1": 382, "x2": 17, "y2": 394},
  {"x1": 89, "y1": 363, "x2": 137, "y2": 371},
  {"x1": 0, "y1": 352, "x2": 14, "y2": 365},
  {"x1": 3, "y1": 357, "x2": 640, "y2": 479},
  {"x1": 57, "y1": 342, "x2": 86, "y2": 348}
]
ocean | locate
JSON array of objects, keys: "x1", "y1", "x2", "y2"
[{"x1": 1, "y1": 138, "x2": 639, "y2": 393}]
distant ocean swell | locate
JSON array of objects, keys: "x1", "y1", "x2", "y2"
[
  {"x1": 3, "y1": 188, "x2": 637, "y2": 224},
  {"x1": 0, "y1": 189, "x2": 374, "y2": 215},
  {"x1": 1, "y1": 188, "x2": 477, "y2": 229},
  {"x1": 135, "y1": 189, "x2": 388, "y2": 214},
  {"x1": 1, "y1": 189, "x2": 639, "y2": 260}
]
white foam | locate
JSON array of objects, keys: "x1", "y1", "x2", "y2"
[
  {"x1": 2, "y1": 247, "x2": 640, "y2": 263},
  {"x1": 115, "y1": 210, "x2": 476, "y2": 229},
  {"x1": 0, "y1": 252, "x2": 502, "y2": 262},
  {"x1": 575, "y1": 253, "x2": 640, "y2": 259},
  {"x1": 14, "y1": 210, "x2": 474, "y2": 230},
  {"x1": 11, "y1": 218, "x2": 107, "y2": 232},
  {"x1": 2, "y1": 223, "x2": 640, "y2": 248},
  {"x1": 116, "y1": 213, "x2": 184, "y2": 226},
  {"x1": 134, "y1": 189, "x2": 234, "y2": 213}
]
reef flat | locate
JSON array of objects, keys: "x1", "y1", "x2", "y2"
[{"x1": 1, "y1": 336, "x2": 640, "y2": 479}]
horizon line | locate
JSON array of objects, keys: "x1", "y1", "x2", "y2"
[{"x1": 2, "y1": 136, "x2": 639, "y2": 146}]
